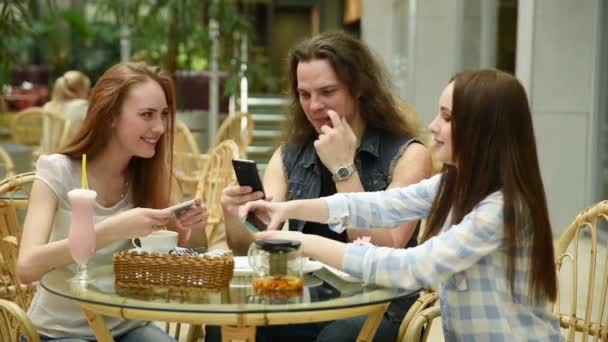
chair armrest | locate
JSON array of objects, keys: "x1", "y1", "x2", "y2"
[
  {"x1": 397, "y1": 289, "x2": 439, "y2": 341},
  {"x1": 402, "y1": 306, "x2": 441, "y2": 342},
  {"x1": 0, "y1": 298, "x2": 40, "y2": 342}
]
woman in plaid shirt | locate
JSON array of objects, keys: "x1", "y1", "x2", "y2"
[{"x1": 242, "y1": 69, "x2": 562, "y2": 341}]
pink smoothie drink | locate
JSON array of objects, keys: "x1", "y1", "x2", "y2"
[{"x1": 68, "y1": 189, "x2": 97, "y2": 265}]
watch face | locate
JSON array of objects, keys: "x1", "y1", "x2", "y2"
[{"x1": 337, "y1": 167, "x2": 350, "y2": 178}]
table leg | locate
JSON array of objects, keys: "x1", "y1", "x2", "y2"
[
  {"x1": 81, "y1": 305, "x2": 115, "y2": 342},
  {"x1": 186, "y1": 324, "x2": 203, "y2": 342},
  {"x1": 356, "y1": 303, "x2": 388, "y2": 342},
  {"x1": 221, "y1": 325, "x2": 256, "y2": 342}
]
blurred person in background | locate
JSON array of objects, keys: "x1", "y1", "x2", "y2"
[{"x1": 41, "y1": 70, "x2": 91, "y2": 153}]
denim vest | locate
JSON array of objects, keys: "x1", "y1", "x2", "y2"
[
  {"x1": 283, "y1": 126, "x2": 420, "y2": 248},
  {"x1": 282, "y1": 127, "x2": 422, "y2": 321}
]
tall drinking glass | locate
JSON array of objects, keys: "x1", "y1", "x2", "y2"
[{"x1": 67, "y1": 188, "x2": 97, "y2": 284}]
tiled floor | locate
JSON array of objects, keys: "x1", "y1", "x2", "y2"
[{"x1": 163, "y1": 232, "x2": 606, "y2": 341}]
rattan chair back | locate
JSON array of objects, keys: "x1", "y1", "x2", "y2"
[
  {"x1": 0, "y1": 173, "x2": 36, "y2": 309},
  {"x1": 214, "y1": 112, "x2": 253, "y2": 158},
  {"x1": 10, "y1": 107, "x2": 44, "y2": 146},
  {"x1": 0, "y1": 172, "x2": 35, "y2": 216},
  {"x1": 0, "y1": 146, "x2": 16, "y2": 179},
  {"x1": 0, "y1": 298, "x2": 40, "y2": 342},
  {"x1": 0, "y1": 236, "x2": 35, "y2": 309},
  {"x1": 194, "y1": 140, "x2": 239, "y2": 246},
  {"x1": 175, "y1": 120, "x2": 201, "y2": 156},
  {"x1": 554, "y1": 200, "x2": 608, "y2": 341},
  {"x1": 174, "y1": 120, "x2": 205, "y2": 200},
  {"x1": 40, "y1": 111, "x2": 68, "y2": 154}
]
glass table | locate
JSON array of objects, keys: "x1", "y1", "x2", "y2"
[{"x1": 41, "y1": 264, "x2": 415, "y2": 341}]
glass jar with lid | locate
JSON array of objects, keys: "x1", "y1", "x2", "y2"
[{"x1": 247, "y1": 239, "x2": 304, "y2": 297}]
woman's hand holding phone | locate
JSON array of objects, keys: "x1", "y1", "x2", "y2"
[{"x1": 166, "y1": 199, "x2": 208, "y2": 244}]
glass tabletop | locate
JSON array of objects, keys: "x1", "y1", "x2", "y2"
[{"x1": 41, "y1": 264, "x2": 414, "y2": 314}]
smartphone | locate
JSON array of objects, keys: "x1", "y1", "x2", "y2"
[
  {"x1": 232, "y1": 159, "x2": 264, "y2": 193},
  {"x1": 166, "y1": 199, "x2": 196, "y2": 216},
  {"x1": 232, "y1": 159, "x2": 266, "y2": 231}
]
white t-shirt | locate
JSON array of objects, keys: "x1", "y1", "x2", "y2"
[{"x1": 27, "y1": 154, "x2": 145, "y2": 338}]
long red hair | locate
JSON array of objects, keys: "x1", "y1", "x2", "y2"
[{"x1": 58, "y1": 62, "x2": 175, "y2": 209}]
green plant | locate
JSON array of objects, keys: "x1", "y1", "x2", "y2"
[{"x1": 0, "y1": 0, "x2": 30, "y2": 87}]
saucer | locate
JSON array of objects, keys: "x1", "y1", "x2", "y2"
[{"x1": 233, "y1": 256, "x2": 323, "y2": 275}]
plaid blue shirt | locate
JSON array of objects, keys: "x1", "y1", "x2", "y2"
[{"x1": 325, "y1": 174, "x2": 562, "y2": 341}]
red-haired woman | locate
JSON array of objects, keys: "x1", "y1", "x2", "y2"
[
  {"x1": 18, "y1": 62, "x2": 207, "y2": 341},
  {"x1": 242, "y1": 69, "x2": 562, "y2": 340}
]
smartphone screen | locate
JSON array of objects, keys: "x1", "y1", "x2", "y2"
[{"x1": 232, "y1": 159, "x2": 267, "y2": 231}]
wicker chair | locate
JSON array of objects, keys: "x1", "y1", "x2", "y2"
[
  {"x1": 0, "y1": 173, "x2": 36, "y2": 309},
  {"x1": 554, "y1": 200, "x2": 608, "y2": 341},
  {"x1": 174, "y1": 120, "x2": 207, "y2": 200},
  {"x1": 173, "y1": 152, "x2": 208, "y2": 201},
  {"x1": 39, "y1": 111, "x2": 69, "y2": 155},
  {"x1": 0, "y1": 298, "x2": 39, "y2": 342},
  {"x1": 214, "y1": 112, "x2": 254, "y2": 158},
  {"x1": 0, "y1": 172, "x2": 35, "y2": 215},
  {"x1": 0, "y1": 146, "x2": 16, "y2": 179},
  {"x1": 397, "y1": 287, "x2": 440, "y2": 342},
  {"x1": 175, "y1": 120, "x2": 202, "y2": 156},
  {"x1": 10, "y1": 108, "x2": 70, "y2": 169},
  {"x1": 0, "y1": 236, "x2": 35, "y2": 309},
  {"x1": 194, "y1": 139, "x2": 240, "y2": 246},
  {"x1": 10, "y1": 107, "x2": 44, "y2": 146}
]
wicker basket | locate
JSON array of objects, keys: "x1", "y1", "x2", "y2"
[{"x1": 113, "y1": 250, "x2": 234, "y2": 291}]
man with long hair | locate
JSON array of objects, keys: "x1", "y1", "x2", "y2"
[{"x1": 215, "y1": 32, "x2": 432, "y2": 342}]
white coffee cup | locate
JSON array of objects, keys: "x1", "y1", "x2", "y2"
[{"x1": 131, "y1": 230, "x2": 178, "y2": 253}]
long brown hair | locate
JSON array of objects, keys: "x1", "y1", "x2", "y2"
[
  {"x1": 423, "y1": 69, "x2": 557, "y2": 301},
  {"x1": 58, "y1": 62, "x2": 175, "y2": 209},
  {"x1": 283, "y1": 31, "x2": 417, "y2": 144}
]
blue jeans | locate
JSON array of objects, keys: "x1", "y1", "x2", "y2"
[
  {"x1": 316, "y1": 315, "x2": 401, "y2": 342},
  {"x1": 205, "y1": 315, "x2": 399, "y2": 342},
  {"x1": 39, "y1": 323, "x2": 176, "y2": 342},
  {"x1": 205, "y1": 322, "x2": 329, "y2": 342}
]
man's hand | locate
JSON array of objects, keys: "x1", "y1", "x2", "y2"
[
  {"x1": 313, "y1": 110, "x2": 357, "y2": 173},
  {"x1": 221, "y1": 185, "x2": 265, "y2": 219}
]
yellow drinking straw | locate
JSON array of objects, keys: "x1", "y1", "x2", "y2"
[{"x1": 81, "y1": 154, "x2": 87, "y2": 189}]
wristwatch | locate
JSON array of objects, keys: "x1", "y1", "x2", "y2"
[{"x1": 332, "y1": 164, "x2": 357, "y2": 182}]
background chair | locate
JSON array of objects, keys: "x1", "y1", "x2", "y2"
[
  {"x1": 10, "y1": 107, "x2": 44, "y2": 147},
  {"x1": 40, "y1": 111, "x2": 69, "y2": 154},
  {"x1": 214, "y1": 112, "x2": 254, "y2": 158},
  {"x1": 194, "y1": 139, "x2": 240, "y2": 247},
  {"x1": 0, "y1": 146, "x2": 16, "y2": 179},
  {"x1": 0, "y1": 298, "x2": 40, "y2": 342},
  {"x1": 554, "y1": 200, "x2": 608, "y2": 341},
  {"x1": 174, "y1": 120, "x2": 207, "y2": 200},
  {"x1": 175, "y1": 120, "x2": 202, "y2": 156},
  {"x1": 10, "y1": 108, "x2": 70, "y2": 169}
]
